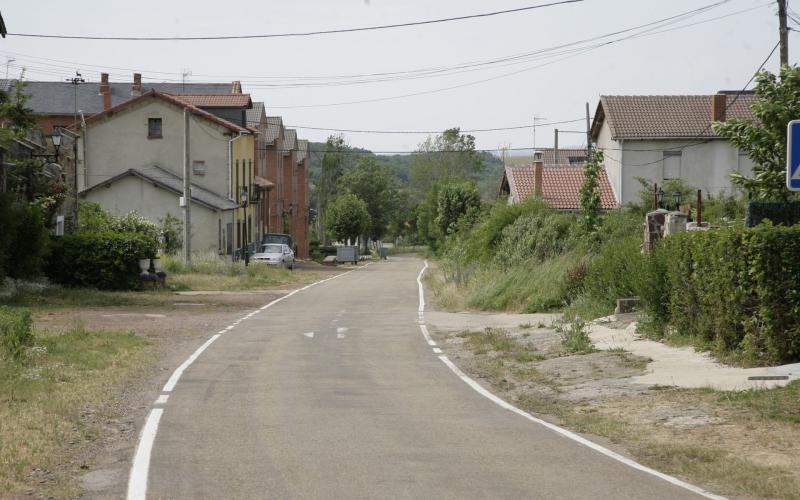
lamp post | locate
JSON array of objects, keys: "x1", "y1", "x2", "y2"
[
  {"x1": 656, "y1": 186, "x2": 664, "y2": 209},
  {"x1": 240, "y1": 187, "x2": 249, "y2": 267},
  {"x1": 672, "y1": 191, "x2": 682, "y2": 211},
  {"x1": 50, "y1": 129, "x2": 62, "y2": 163}
]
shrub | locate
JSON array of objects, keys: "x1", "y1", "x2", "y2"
[
  {"x1": 493, "y1": 211, "x2": 579, "y2": 268},
  {"x1": 582, "y1": 236, "x2": 644, "y2": 312},
  {"x1": 45, "y1": 232, "x2": 157, "y2": 290},
  {"x1": 556, "y1": 317, "x2": 594, "y2": 354},
  {"x1": 0, "y1": 196, "x2": 50, "y2": 281},
  {"x1": 0, "y1": 306, "x2": 33, "y2": 361},
  {"x1": 746, "y1": 200, "x2": 800, "y2": 227},
  {"x1": 643, "y1": 225, "x2": 800, "y2": 364}
]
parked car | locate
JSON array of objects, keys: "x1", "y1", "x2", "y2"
[
  {"x1": 262, "y1": 233, "x2": 297, "y2": 257},
  {"x1": 253, "y1": 243, "x2": 294, "y2": 269}
]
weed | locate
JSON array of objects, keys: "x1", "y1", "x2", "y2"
[
  {"x1": 518, "y1": 322, "x2": 532, "y2": 329},
  {"x1": 555, "y1": 318, "x2": 595, "y2": 354}
]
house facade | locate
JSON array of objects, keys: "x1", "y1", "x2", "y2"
[
  {"x1": 77, "y1": 90, "x2": 253, "y2": 256},
  {"x1": 591, "y1": 93, "x2": 756, "y2": 204}
]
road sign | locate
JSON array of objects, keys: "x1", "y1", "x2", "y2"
[{"x1": 787, "y1": 120, "x2": 800, "y2": 191}]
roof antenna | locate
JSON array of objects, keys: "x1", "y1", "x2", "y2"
[{"x1": 181, "y1": 68, "x2": 192, "y2": 92}]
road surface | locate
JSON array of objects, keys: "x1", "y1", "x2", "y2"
[{"x1": 138, "y1": 256, "x2": 710, "y2": 499}]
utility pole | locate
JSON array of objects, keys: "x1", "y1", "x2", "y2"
[
  {"x1": 182, "y1": 109, "x2": 192, "y2": 265},
  {"x1": 554, "y1": 129, "x2": 559, "y2": 164},
  {"x1": 778, "y1": 0, "x2": 789, "y2": 66},
  {"x1": 4, "y1": 57, "x2": 14, "y2": 79},
  {"x1": 586, "y1": 102, "x2": 593, "y2": 160},
  {"x1": 66, "y1": 71, "x2": 85, "y2": 128}
]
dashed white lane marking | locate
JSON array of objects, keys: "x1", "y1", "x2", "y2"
[
  {"x1": 303, "y1": 332, "x2": 316, "y2": 339},
  {"x1": 337, "y1": 327, "x2": 348, "y2": 334},
  {"x1": 128, "y1": 264, "x2": 370, "y2": 500},
  {"x1": 337, "y1": 333, "x2": 346, "y2": 339},
  {"x1": 127, "y1": 409, "x2": 163, "y2": 500},
  {"x1": 154, "y1": 395, "x2": 169, "y2": 405},
  {"x1": 415, "y1": 262, "x2": 723, "y2": 500},
  {"x1": 432, "y1": 347, "x2": 442, "y2": 354}
]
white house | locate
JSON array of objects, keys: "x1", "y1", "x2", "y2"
[
  {"x1": 77, "y1": 90, "x2": 252, "y2": 255},
  {"x1": 591, "y1": 92, "x2": 756, "y2": 204}
]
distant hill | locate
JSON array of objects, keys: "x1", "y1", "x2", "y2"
[{"x1": 308, "y1": 142, "x2": 505, "y2": 200}]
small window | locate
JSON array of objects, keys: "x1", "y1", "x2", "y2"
[
  {"x1": 148, "y1": 118, "x2": 162, "y2": 139},
  {"x1": 192, "y1": 160, "x2": 206, "y2": 176},
  {"x1": 55, "y1": 215, "x2": 65, "y2": 236}
]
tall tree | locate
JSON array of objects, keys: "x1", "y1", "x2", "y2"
[
  {"x1": 410, "y1": 128, "x2": 483, "y2": 197},
  {"x1": 337, "y1": 156, "x2": 400, "y2": 250},
  {"x1": 713, "y1": 66, "x2": 800, "y2": 201},
  {"x1": 435, "y1": 181, "x2": 482, "y2": 236},
  {"x1": 317, "y1": 135, "x2": 348, "y2": 244}
]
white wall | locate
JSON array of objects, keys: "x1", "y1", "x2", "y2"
[
  {"x1": 80, "y1": 97, "x2": 231, "y2": 196},
  {"x1": 596, "y1": 123, "x2": 754, "y2": 204},
  {"x1": 82, "y1": 175, "x2": 228, "y2": 254}
]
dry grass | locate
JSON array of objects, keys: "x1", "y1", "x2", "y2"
[{"x1": 0, "y1": 323, "x2": 151, "y2": 497}]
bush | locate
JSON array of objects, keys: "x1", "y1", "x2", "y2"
[
  {"x1": 582, "y1": 236, "x2": 644, "y2": 311},
  {"x1": 0, "y1": 196, "x2": 50, "y2": 281},
  {"x1": 0, "y1": 306, "x2": 33, "y2": 361},
  {"x1": 643, "y1": 225, "x2": 800, "y2": 364},
  {"x1": 45, "y1": 232, "x2": 157, "y2": 290},
  {"x1": 493, "y1": 211, "x2": 579, "y2": 268},
  {"x1": 746, "y1": 200, "x2": 800, "y2": 227}
]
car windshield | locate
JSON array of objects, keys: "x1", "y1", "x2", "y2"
[{"x1": 261, "y1": 244, "x2": 283, "y2": 254}]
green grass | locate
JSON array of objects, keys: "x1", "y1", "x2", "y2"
[
  {"x1": 0, "y1": 322, "x2": 151, "y2": 497},
  {"x1": 713, "y1": 380, "x2": 800, "y2": 424}
]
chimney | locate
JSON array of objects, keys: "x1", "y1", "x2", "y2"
[
  {"x1": 231, "y1": 80, "x2": 242, "y2": 93},
  {"x1": 712, "y1": 93, "x2": 726, "y2": 123},
  {"x1": 100, "y1": 73, "x2": 111, "y2": 111},
  {"x1": 533, "y1": 157, "x2": 544, "y2": 197},
  {"x1": 131, "y1": 73, "x2": 142, "y2": 97},
  {"x1": 554, "y1": 129, "x2": 560, "y2": 164}
]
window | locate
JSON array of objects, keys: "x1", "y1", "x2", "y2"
[
  {"x1": 148, "y1": 118, "x2": 162, "y2": 139},
  {"x1": 192, "y1": 160, "x2": 206, "y2": 176},
  {"x1": 662, "y1": 151, "x2": 682, "y2": 179},
  {"x1": 55, "y1": 216, "x2": 64, "y2": 236}
]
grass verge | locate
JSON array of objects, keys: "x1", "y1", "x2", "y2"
[
  {"x1": 0, "y1": 322, "x2": 150, "y2": 497},
  {"x1": 454, "y1": 328, "x2": 800, "y2": 499}
]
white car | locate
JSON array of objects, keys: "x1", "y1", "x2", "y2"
[{"x1": 253, "y1": 243, "x2": 295, "y2": 269}]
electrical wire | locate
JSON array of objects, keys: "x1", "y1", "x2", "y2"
[
  {"x1": 283, "y1": 118, "x2": 587, "y2": 135},
  {"x1": 6, "y1": 0, "x2": 582, "y2": 41}
]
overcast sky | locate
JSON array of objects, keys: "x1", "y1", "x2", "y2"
[{"x1": 2, "y1": 0, "x2": 795, "y2": 153}]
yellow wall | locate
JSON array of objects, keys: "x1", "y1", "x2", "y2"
[{"x1": 231, "y1": 134, "x2": 256, "y2": 252}]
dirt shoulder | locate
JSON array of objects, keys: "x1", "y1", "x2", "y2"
[
  {"x1": 431, "y1": 320, "x2": 800, "y2": 500},
  {"x1": 2, "y1": 265, "x2": 342, "y2": 499}
]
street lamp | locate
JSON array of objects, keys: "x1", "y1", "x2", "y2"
[
  {"x1": 672, "y1": 191, "x2": 682, "y2": 211},
  {"x1": 656, "y1": 186, "x2": 664, "y2": 209},
  {"x1": 51, "y1": 129, "x2": 62, "y2": 163},
  {"x1": 240, "y1": 187, "x2": 249, "y2": 267}
]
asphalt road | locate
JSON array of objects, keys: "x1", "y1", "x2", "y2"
[{"x1": 144, "y1": 256, "x2": 706, "y2": 499}]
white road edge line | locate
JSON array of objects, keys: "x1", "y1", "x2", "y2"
[
  {"x1": 416, "y1": 262, "x2": 724, "y2": 500},
  {"x1": 419, "y1": 324, "x2": 436, "y2": 346},
  {"x1": 127, "y1": 409, "x2": 163, "y2": 500},
  {"x1": 127, "y1": 264, "x2": 367, "y2": 500}
]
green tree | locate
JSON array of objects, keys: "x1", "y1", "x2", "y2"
[
  {"x1": 325, "y1": 193, "x2": 371, "y2": 245},
  {"x1": 410, "y1": 128, "x2": 483, "y2": 196},
  {"x1": 713, "y1": 66, "x2": 800, "y2": 201},
  {"x1": 337, "y1": 156, "x2": 400, "y2": 249},
  {"x1": 317, "y1": 135, "x2": 349, "y2": 244},
  {"x1": 0, "y1": 77, "x2": 37, "y2": 145},
  {"x1": 159, "y1": 213, "x2": 183, "y2": 255},
  {"x1": 435, "y1": 181, "x2": 482, "y2": 236},
  {"x1": 579, "y1": 150, "x2": 603, "y2": 236}
]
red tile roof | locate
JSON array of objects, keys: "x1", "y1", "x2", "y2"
[
  {"x1": 592, "y1": 94, "x2": 758, "y2": 140},
  {"x1": 167, "y1": 93, "x2": 253, "y2": 108},
  {"x1": 83, "y1": 90, "x2": 249, "y2": 134},
  {"x1": 537, "y1": 148, "x2": 587, "y2": 165},
  {"x1": 503, "y1": 165, "x2": 617, "y2": 210}
]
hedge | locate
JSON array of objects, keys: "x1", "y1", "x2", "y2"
[
  {"x1": 644, "y1": 225, "x2": 800, "y2": 364},
  {"x1": 45, "y1": 232, "x2": 157, "y2": 290},
  {"x1": 746, "y1": 200, "x2": 800, "y2": 227}
]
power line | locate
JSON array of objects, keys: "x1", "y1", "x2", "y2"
[
  {"x1": 285, "y1": 118, "x2": 586, "y2": 135},
  {"x1": 0, "y1": 0, "x2": 754, "y2": 89},
  {"x1": 7, "y1": 0, "x2": 582, "y2": 41}
]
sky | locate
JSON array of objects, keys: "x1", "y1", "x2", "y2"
[{"x1": 1, "y1": 0, "x2": 796, "y2": 154}]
